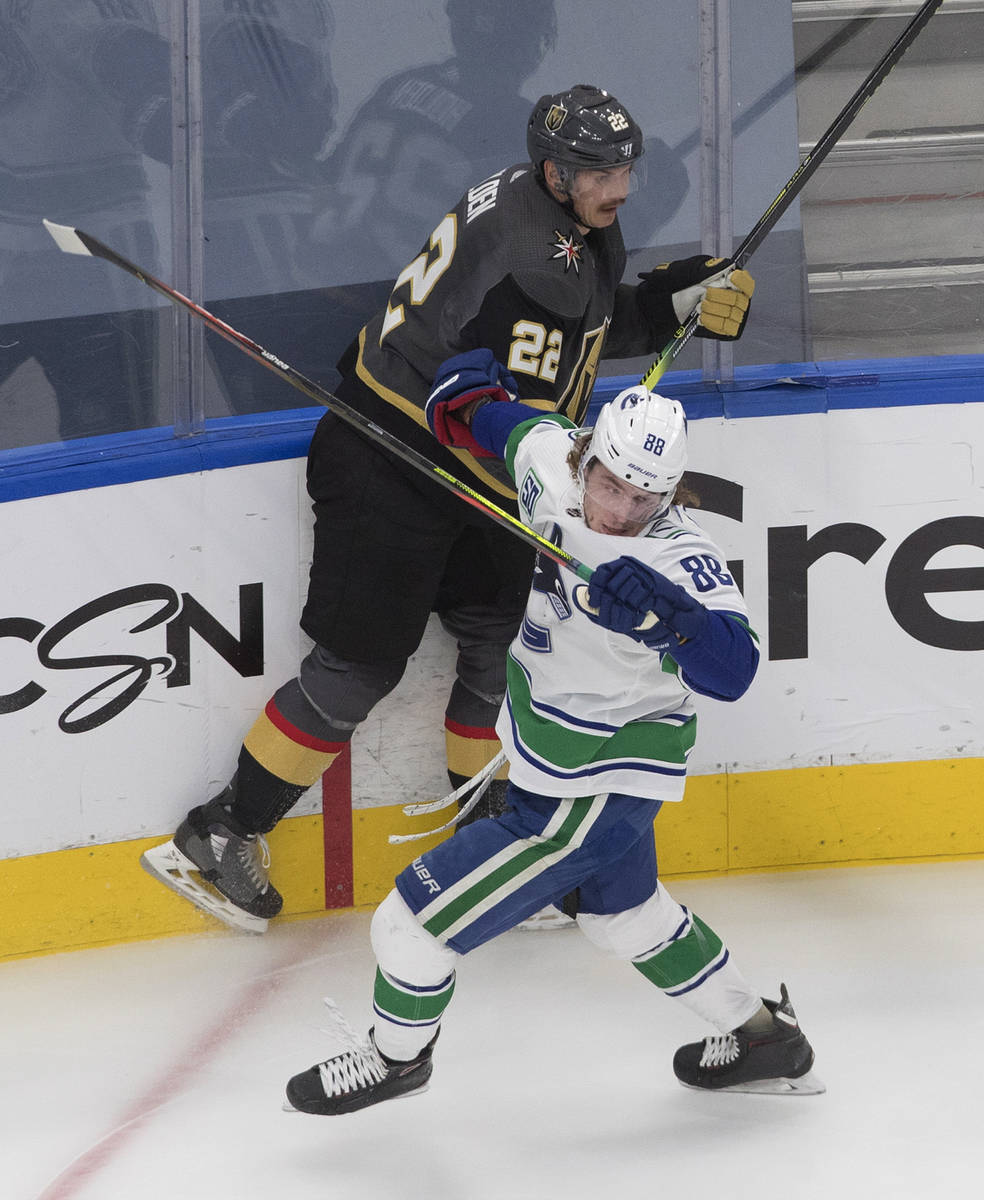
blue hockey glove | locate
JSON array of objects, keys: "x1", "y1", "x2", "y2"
[
  {"x1": 586, "y1": 556, "x2": 708, "y2": 647},
  {"x1": 426, "y1": 349, "x2": 518, "y2": 458}
]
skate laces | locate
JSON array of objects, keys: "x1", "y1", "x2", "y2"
[
  {"x1": 243, "y1": 834, "x2": 272, "y2": 886},
  {"x1": 317, "y1": 998, "x2": 388, "y2": 1096},
  {"x1": 318, "y1": 1038, "x2": 389, "y2": 1097},
  {"x1": 699, "y1": 1033, "x2": 741, "y2": 1068},
  {"x1": 210, "y1": 830, "x2": 271, "y2": 890}
]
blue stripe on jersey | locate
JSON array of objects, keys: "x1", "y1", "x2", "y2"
[
  {"x1": 511, "y1": 648, "x2": 692, "y2": 735},
  {"x1": 526, "y1": 690, "x2": 692, "y2": 735},
  {"x1": 502, "y1": 692, "x2": 690, "y2": 783}
]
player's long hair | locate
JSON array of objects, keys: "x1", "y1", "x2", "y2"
[{"x1": 566, "y1": 433, "x2": 700, "y2": 508}]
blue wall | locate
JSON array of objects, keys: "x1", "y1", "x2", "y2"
[{"x1": 4, "y1": 355, "x2": 980, "y2": 504}]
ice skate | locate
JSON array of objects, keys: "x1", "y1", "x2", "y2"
[
  {"x1": 673, "y1": 983, "x2": 825, "y2": 1095},
  {"x1": 140, "y1": 794, "x2": 283, "y2": 934},
  {"x1": 285, "y1": 1028, "x2": 438, "y2": 1115}
]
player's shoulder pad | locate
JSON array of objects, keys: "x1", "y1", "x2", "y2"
[
  {"x1": 462, "y1": 165, "x2": 604, "y2": 321},
  {"x1": 505, "y1": 411, "x2": 578, "y2": 472}
]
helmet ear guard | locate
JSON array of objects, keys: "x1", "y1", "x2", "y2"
[{"x1": 579, "y1": 388, "x2": 688, "y2": 522}]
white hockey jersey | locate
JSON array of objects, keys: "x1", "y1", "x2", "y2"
[{"x1": 496, "y1": 418, "x2": 753, "y2": 802}]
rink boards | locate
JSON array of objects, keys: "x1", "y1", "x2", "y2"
[{"x1": 1, "y1": 358, "x2": 982, "y2": 957}]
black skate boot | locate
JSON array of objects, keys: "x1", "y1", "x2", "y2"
[
  {"x1": 673, "y1": 984, "x2": 825, "y2": 1095},
  {"x1": 286, "y1": 1028, "x2": 438, "y2": 1115},
  {"x1": 140, "y1": 790, "x2": 283, "y2": 934}
]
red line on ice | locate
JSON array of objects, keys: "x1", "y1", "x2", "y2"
[{"x1": 36, "y1": 939, "x2": 304, "y2": 1199}]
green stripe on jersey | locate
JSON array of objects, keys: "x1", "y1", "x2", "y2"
[
  {"x1": 373, "y1": 968, "x2": 455, "y2": 1024},
  {"x1": 730, "y1": 614, "x2": 760, "y2": 643},
  {"x1": 504, "y1": 414, "x2": 576, "y2": 480},
  {"x1": 631, "y1": 915, "x2": 724, "y2": 990},
  {"x1": 418, "y1": 795, "x2": 602, "y2": 939},
  {"x1": 507, "y1": 653, "x2": 696, "y2": 769}
]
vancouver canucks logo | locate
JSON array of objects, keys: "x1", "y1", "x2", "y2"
[{"x1": 550, "y1": 229, "x2": 583, "y2": 274}]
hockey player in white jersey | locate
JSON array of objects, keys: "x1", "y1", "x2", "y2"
[{"x1": 284, "y1": 363, "x2": 823, "y2": 1114}]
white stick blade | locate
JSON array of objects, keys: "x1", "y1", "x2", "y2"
[{"x1": 42, "y1": 219, "x2": 91, "y2": 256}]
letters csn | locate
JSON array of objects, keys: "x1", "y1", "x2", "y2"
[
  {"x1": 2, "y1": 503, "x2": 980, "y2": 738},
  {"x1": 0, "y1": 582, "x2": 263, "y2": 733}
]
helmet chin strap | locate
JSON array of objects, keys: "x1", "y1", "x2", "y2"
[
  {"x1": 564, "y1": 196, "x2": 603, "y2": 231},
  {"x1": 547, "y1": 163, "x2": 606, "y2": 231}
]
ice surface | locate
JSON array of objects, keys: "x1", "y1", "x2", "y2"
[{"x1": 5, "y1": 860, "x2": 983, "y2": 1200}]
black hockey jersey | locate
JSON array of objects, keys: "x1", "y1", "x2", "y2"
[{"x1": 334, "y1": 163, "x2": 679, "y2": 502}]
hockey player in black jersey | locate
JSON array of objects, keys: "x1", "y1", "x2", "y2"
[{"x1": 140, "y1": 84, "x2": 756, "y2": 933}]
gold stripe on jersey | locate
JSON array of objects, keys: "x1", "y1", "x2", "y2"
[{"x1": 555, "y1": 322, "x2": 609, "y2": 424}]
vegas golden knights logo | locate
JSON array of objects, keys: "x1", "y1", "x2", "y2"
[{"x1": 545, "y1": 104, "x2": 568, "y2": 132}]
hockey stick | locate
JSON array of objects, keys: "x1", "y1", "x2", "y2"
[
  {"x1": 389, "y1": 755, "x2": 502, "y2": 843},
  {"x1": 670, "y1": 13, "x2": 879, "y2": 162},
  {"x1": 640, "y1": 0, "x2": 945, "y2": 389},
  {"x1": 44, "y1": 219, "x2": 664, "y2": 632},
  {"x1": 42, "y1": 219, "x2": 596, "y2": 589},
  {"x1": 401, "y1": 748, "x2": 507, "y2": 817}
]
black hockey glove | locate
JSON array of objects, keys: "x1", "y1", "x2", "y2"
[
  {"x1": 637, "y1": 255, "x2": 755, "y2": 341},
  {"x1": 426, "y1": 350, "x2": 518, "y2": 459},
  {"x1": 585, "y1": 556, "x2": 708, "y2": 650}
]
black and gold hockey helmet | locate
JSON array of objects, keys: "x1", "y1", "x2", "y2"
[{"x1": 527, "y1": 85, "x2": 644, "y2": 176}]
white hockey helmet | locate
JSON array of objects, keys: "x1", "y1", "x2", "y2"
[{"x1": 579, "y1": 387, "x2": 688, "y2": 515}]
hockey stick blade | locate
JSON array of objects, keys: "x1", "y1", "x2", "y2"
[
  {"x1": 43, "y1": 219, "x2": 92, "y2": 257},
  {"x1": 390, "y1": 762, "x2": 499, "y2": 844},
  {"x1": 639, "y1": 0, "x2": 945, "y2": 390},
  {"x1": 402, "y1": 749, "x2": 507, "y2": 816}
]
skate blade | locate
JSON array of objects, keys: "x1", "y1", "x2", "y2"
[
  {"x1": 140, "y1": 840, "x2": 269, "y2": 935},
  {"x1": 683, "y1": 1069, "x2": 826, "y2": 1096},
  {"x1": 282, "y1": 1082, "x2": 431, "y2": 1115}
]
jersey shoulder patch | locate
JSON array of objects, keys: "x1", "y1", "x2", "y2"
[{"x1": 511, "y1": 421, "x2": 580, "y2": 519}]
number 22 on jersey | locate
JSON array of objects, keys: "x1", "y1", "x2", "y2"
[
  {"x1": 378, "y1": 213, "x2": 568, "y2": 386},
  {"x1": 380, "y1": 214, "x2": 458, "y2": 340}
]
